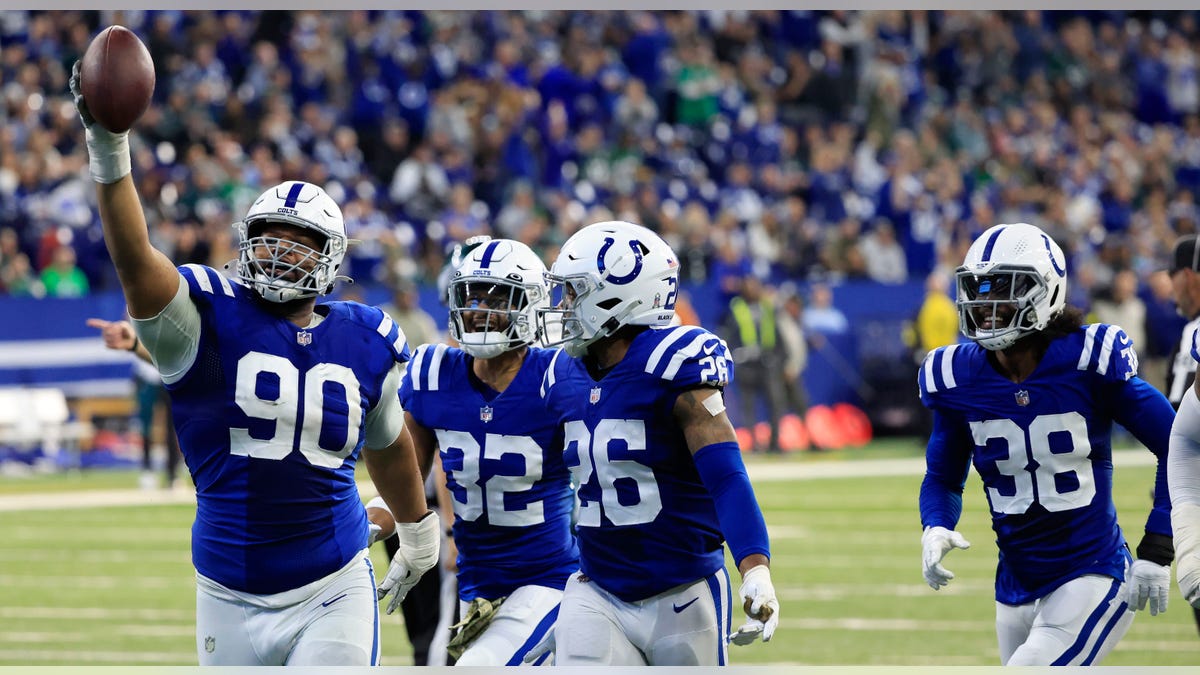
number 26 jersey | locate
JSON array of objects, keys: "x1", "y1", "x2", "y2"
[{"x1": 540, "y1": 326, "x2": 735, "y2": 602}]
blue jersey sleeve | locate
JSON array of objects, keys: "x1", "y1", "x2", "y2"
[
  {"x1": 179, "y1": 263, "x2": 241, "y2": 305},
  {"x1": 917, "y1": 344, "x2": 966, "y2": 410},
  {"x1": 919, "y1": 408, "x2": 973, "y2": 530},
  {"x1": 644, "y1": 327, "x2": 733, "y2": 393},
  {"x1": 1083, "y1": 324, "x2": 1172, "y2": 536},
  {"x1": 1078, "y1": 324, "x2": 1139, "y2": 384},
  {"x1": 342, "y1": 303, "x2": 410, "y2": 365},
  {"x1": 399, "y1": 343, "x2": 451, "y2": 423}
]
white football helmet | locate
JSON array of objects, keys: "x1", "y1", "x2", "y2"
[
  {"x1": 234, "y1": 181, "x2": 349, "y2": 303},
  {"x1": 539, "y1": 220, "x2": 679, "y2": 357},
  {"x1": 956, "y1": 222, "x2": 1068, "y2": 351},
  {"x1": 448, "y1": 238, "x2": 549, "y2": 359}
]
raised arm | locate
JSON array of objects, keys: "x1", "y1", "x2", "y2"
[{"x1": 70, "y1": 62, "x2": 179, "y2": 319}]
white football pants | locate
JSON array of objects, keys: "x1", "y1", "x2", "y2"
[
  {"x1": 454, "y1": 584, "x2": 562, "y2": 666},
  {"x1": 195, "y1": 549, "x2": 380, "y2": 665},
  {"x1": 554, "y1": 567, "x2": 733, "y2": 666},
  {"x1": 996, "y1": 573, "x2": 1133, "y2": 665}
]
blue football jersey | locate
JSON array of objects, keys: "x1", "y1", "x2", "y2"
[
  {"x1": 401, "y1": 344, "x2": 578, "y2": 601},
  {"x1": 919, "y1": 323, "x2": 1174, "y2": 604},
  {"x1": 540, "y1": 325, "x2": 735, "y2": 602},
  {"x1": 168, "y1": 264, "x2": 409, "y2": 594}
]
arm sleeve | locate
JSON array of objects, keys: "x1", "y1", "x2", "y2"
[
  {"x1": 364, "y1": 363, "x2": 406, "y2": 450},
  {"x1": 919, "y1": 408, "x2": 972, "y2": 530},
  {"x1": 130, "y1": 274, "x2": 201, "y2": 385},
  {"x1": 693, "y1": 441, "x2": 770, "y2": 566},
  {"x1": 1170, "y1": 386, "x2": 1200, "y2": 508},
  {"x1": 1111, "y1": 376, "x2": 1175, "y2": 536}
]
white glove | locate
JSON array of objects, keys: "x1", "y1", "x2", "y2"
[
  {"x1": 367, "y1": 522, "x2": 383, "y2": 547},
  {"x1": 522, "y1": 628, "x2": 555, "y2": 664},
  {"x1": 68, "y1": 60, "x2": 131, "y2": 184},
  {"x1": 376, "y1": 510, "x2": 439, "y2": 615},
  {"x1": 922, "y1": 526, "x2": 970, "y2": 590},
  {"x1": 729, "y1": 564, "x2": 779, "y2": 645},
  {"x1": 1127, "y1": 559, "x2": 1171, "y2": 615}
]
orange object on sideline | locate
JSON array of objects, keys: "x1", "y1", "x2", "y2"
[
  {"x1": 735, "y1": 427, "x2": 754, "y2": 452},
  {"x1": 834, "y1": 403, "x2": 873, "y2": 447},
  {"x1": 805, "y1": 405, "x2": 846, "y2": 450},
  {"x1": 779, "y1": 413, "x2": 809, "y2": 452}
]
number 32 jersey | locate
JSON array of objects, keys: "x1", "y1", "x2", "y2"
[
  {"x1": 918, "y1": 324, "x2": 1174, "y2": 604},
  {"x1": 400, "y1": 344, "x2": 579, "y2": 602},
  {"x1": 540, "y1": 326, "x2": 735, "y2": 602},
  {"x1": 169, "y1": 265, "x2": 409, "y2": 595}
]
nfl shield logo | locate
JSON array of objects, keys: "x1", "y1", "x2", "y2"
[
  {"x1": 204, "y1": 636, "x2": 215, "y2": 653},
  {"x1": 480, "y1": 406, "x2": 493, "y2": 422},
  {"x1": 296, "y1": 330, "x2": 313, "y2": 346},
  {"x1": 589, "y1": 387, "x2": 601, "y2": 404},
  {"x1": 1015, "y1": 390, "x2": 1030, "y2": 407}
]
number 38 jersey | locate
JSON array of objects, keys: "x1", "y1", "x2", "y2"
[
  {"x1": 540, "y1": 326, "x2": 735, "y2": 602},
  {"x1": 168, "y1": 265, "x2": 409, "y2": 595},
  {"x1": 918, "y1": 323, "x2": 1174, "y2": 604},
  {"x1": 400, "y1": 344, "x2": 578, "y2": 602}
]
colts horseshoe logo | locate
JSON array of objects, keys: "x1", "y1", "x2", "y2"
[
  {"x1": 1041, "y1": 234, "x2": 1065, "y2": 277},
  {"x1": 597, "y1": 237, "x2": 644, "y2": 285}
]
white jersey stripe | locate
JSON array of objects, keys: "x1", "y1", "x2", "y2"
[
  {"x1": 1096, "y1": 325, "x2": 1118, "y2": 376},
  {"x1": 214, "y1": 271, "x2": 234, "y2": 297},
  {"x1": 376, "y1": 315, "x2": 395, "y2": 341},
  {"x1": 541, "y1": 349, "x2": 563, "y2": 397},
  {"x1": 426, "y1": 344, "x2": 447, "y2": 391},
  {"x1": 1077, "y1": 324, "x2": 1101, "y2": 370},
  {"x1": 939, "y1": 344, "x2": 959, "y2": 390},
  {"x1": 409, "y1": 345, "x2": 428, "y2": 391},
  {"x1": 923, "y1": 351, "x2": 939, "y2": 394},
  {"x1": 183, "y1": 264, "x2": 214, "y2": 294},
  {"x1": 645, "y1": 326, "x2": 693, "y2": 376},
  {"x1": 662, "y1": 332, "x2": 711, "y2": 381}
]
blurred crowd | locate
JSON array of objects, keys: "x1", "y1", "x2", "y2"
[{"x1": 2, "y1": 9, "x2": 1200, "y2": 346}]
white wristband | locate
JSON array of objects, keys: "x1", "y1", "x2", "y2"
[{"x1": 86, "y1": 125, "x2": 131, "y2": 184}]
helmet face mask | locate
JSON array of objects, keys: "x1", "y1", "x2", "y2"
[
  {"x1": 447, "y1": 239, "x2": 548, "y2": 359},
  {"x1": 956, "y1": 223, "x2": 1067, "y2": 351},
  {"x1": 538, "y1": 221, "x2": 679, "y2": 358},
  {"x1": 234, "y1": 181, "x2": 348, "y2": 304}
]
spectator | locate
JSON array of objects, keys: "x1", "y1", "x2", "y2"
[
  {"x1": 40, "y1": 244, "x2": 88, "y2": 298},
  {"x1": 1092, "y1": 268, "x2": 1148, "y2": 356},
  {"x1": 380, "y1": 277, "x2": 442, "y2": 351},
  {"x1": 858, "y1": 218, "x2": 909, "y2": 284}
]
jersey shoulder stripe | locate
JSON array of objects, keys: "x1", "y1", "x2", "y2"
[
  {"x1": 1075, "y1": 323, "x2": 1136, "y2": 381},
  {"x1": 643, "y1": 326, "x2": 731, "y2": 386},
  {"x1": 179, "y1": 264, "x2": 238, "y2": 298},
  {"x1": 328, "y1": 302, "x2": 410, "y2": 364},
  {"x1": 540, "y1": 348, "x2": 565, "y2": 399},
  {"x1": 919, "y1": 343, "x2": 963, "y2": 396},
  {"x1": 410, "y1": 343, "x2": 449, "y2": 392}
]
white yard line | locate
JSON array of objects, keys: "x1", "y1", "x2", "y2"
[{"x1": 0, "y1": 449, "x2": 1159, "y2": 513}]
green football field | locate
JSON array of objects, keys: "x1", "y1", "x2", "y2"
[{"x1": 0, "y1": 439, "x2": 1195, "y2": 666}]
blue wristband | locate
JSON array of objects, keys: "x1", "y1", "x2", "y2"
[{"x1": 693, "y1": 441, "x2": 770, "y2": 566}]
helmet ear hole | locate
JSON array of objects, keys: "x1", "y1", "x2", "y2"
[{"x1": 596, "y1": 298, "x2": 621, "y2": 310}]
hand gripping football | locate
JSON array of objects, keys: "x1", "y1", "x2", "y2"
[{"x1": 79, "y1": 25, "x2": 155, "y2": 133}]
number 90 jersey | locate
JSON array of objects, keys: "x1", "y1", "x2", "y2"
[
  {"x1": 540, "y1": 326, "x2": 734, "y2": 602},
  {"x1": 400, "y1": 344, "x2": 579, "y2": 602},
  {"x1": 170, "y1": 265, "x2": 409, "y2": 595},
  {"x1": 918, "y1": 323, "x2": 1174, "y2": 604}
]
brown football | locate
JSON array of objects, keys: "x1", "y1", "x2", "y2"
[{"x1": 79, "y1": 26, "x2": 155, "y2": 133}]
